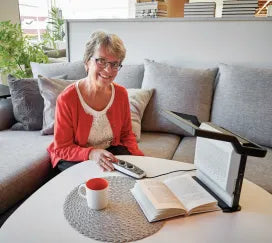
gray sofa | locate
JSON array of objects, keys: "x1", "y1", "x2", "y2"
[{"x1": 0, "y1": 60, "x2": 271, "y2": 225}]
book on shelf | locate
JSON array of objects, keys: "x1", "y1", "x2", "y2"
[
  {"x1": 136, "y1": 15, "x2": 168, "y2": 18},
  {"x1": 186, "y1": 2, "x2": 216, "y2": 6},
  {"x1": 135, "y1": 1, "x2": 168, "y2": 18},
  {"x1": 222, "y1": 14, "x2": 256, "y2": 17},
  {"x1": 136, "y1": 1, "x2": 168, "y2": 11},
  {"x1": 136, "y1": 14, "x2": 157, "y2": 18},
  {"x1": 184, "y1": 9, "x2": 215, "y2": 13},
  {"x1": 222, "y1": 10, "x2": 256, "y2": 14},
  {"x1": 268, "y1": 5, "x2": 272, "y2": 16},
  {"x1": 185, "y1": 6, "x2": 216, "y2": 10},
  {"x1": 222, "y1": 1, "x2": 258, "y2": 8},
  {"x1": 136, "y1": 9, "x2": 167, "y2": 13},
  {"x1": 137, "y1": 0, "x2": 165, "y2": 2},
  {"x1": 222, "y1": 15, "x2": 256, "y2": 17},
  {"x1": 184, "y1": 11, "x2": 215, "y2": 17},
  {"x1": 184, "y1": 14, "x2": 215, "y2": 17},
  {"x1": 185, "y1": 3, "x2": 216, "y2": 7},
  {"x1": 131, "y1": 174, "x2": 219, "y2": 222},
  {"x1": 184, "y1": 2, "x2": 215, "y2": 17},
  {"x1": 136, "y1": 9, "x2": 156, "y2": 13},
  {"x1": 136, "y1": 10, "x2": 167, "y2": 18},
  {"x1": 222, "y1": 7, "x2": 258, "y2": 11},
  {"x1": 223, "y1": 0, "x2": 258, "y2": 5},
  {"x1": 223, "y1": 4, "x2": 258, "y2": 8},
  {"x1": 136, "y1": 14, "x2": 167, "y2": 18}
]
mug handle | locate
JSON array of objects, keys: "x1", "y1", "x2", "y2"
[{"x1": 78, "y1": 184, "x2": 87, "y2": 199}]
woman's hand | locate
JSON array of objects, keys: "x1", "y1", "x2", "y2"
[{"x1": 89, "y1": 149, "x2": 117, "y2": 171}]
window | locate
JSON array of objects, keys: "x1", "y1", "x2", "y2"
[
  {"x1": 19, "y1": 0, "x2": 133, "y2": 41},
  {"x1": 19, "y1": 0, "x2": 49, "y2": 41},
  {"x1": 54, "y1": 0, "x2": 131, "y2": 19}
]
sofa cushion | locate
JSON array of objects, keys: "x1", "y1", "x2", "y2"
[
  {"x1": 211, "y1": 63, "x2": 272, "y2": 147},
  {"x1": 0, "y1": 130, "x2": 53, "y2": 214},
  {"x1": 245, "y1": 147, "x2": 272, "y2": 193},
  {"x1": 138, "y1": 132, "x2": 181, "y2": 160},
  {"x1": 141, "y1": 59, "x2": 217, "y2": 135},
  {"x1": 0, "y1": 98, "x2": 15, "y2": 131},
  {"x1": 127, "y1": 89, "x2": 154, "y2": 141},
  {"x1": 31, "y1": 60, "x2": 86, "y2": 80},
  {"x1": 114, "y1": 64, "x2": 144, "y2": 89},
  {"x1": 38, "y1": 76, "x2": 75, "y2": 135},
  {"x1": 7, "y1": 74, "x2": 67, "y2": 131},
  {"x1": 172, "y1": 137, "x2": 196, "y2": 164}
]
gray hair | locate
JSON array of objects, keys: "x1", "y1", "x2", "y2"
[{"x1": 83, "y1": 31, "x2": 126, "y2": 64}]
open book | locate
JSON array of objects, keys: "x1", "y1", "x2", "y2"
[{"x1": 131, "y1": 174, "x2": 220, "y2": 222}]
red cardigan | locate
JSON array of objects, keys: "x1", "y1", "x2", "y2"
[{"x1": 48, "y1": 82, "x2": 144, "y2": 168}]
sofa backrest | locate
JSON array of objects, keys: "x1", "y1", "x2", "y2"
[
  {"x1": 211, "y1": 64, "x2": 272, "y2": 148},
  {"x1": 66, "y1": 18, "x2": 272, "y2": 68}
]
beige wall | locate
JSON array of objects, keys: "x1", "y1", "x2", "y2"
[{"x1": 0, "y1": 0, "x2": 20, "y2": 23}]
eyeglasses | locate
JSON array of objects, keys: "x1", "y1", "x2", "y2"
[{"x1": 92, "y1": 57, "x2": 122, "y2": 71}]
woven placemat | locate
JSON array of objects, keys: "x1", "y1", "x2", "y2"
[{"x1": 63, "y1": 176, "x2": 164, "y2": 242}]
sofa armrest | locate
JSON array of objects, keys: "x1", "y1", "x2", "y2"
[{"x1": 0, "y1": 98, "x2": 15, "y2": 130}]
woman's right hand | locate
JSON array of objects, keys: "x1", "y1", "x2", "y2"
[{"x1": 89, "y1": 149, "x2": 117, "y2": 171}]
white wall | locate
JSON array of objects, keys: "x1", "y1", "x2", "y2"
[
  {"x1": 0, "y1": 0, "x2": 20, "y2": 23},
  {"x1": 66, "y1": 18, "x2": 272, "y2": 68}
]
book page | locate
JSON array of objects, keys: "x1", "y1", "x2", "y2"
[
  {"x1": 131, "y1": 186, "x2": 156, "y2": 222},
  {"x1": 138, "y1": 179, "x2": 185, "y2": 211},
  {"x1": 164, "y1": 175, "x2": 217, "y2": 213}
]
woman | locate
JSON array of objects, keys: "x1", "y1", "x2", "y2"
[{"x1": 47, "y1": 31, "x2": 143, "y2": 172}]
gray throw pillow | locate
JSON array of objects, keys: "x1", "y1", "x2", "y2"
[
  {"x1": 211, "y1": 63, "x2": 272, "y2": 147},
  {"x1": 38, "y1": 76, "x2": 76, "y2": 135},
  {"x1": 114, "y1": 64, "x2": 144, "y2": 89},
  {"x1": 141, "y1": 59, "x2": 218, "y2": 135},
  {"x1": 7, "y1": 74, "x2": 67, "y2": 131},
  {"x1": 31, "y1": 60, "x2": 86, "y2": 80}
]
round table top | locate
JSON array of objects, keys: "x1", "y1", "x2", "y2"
[{"x1": 1, "y1": 155, "x2": 272, "y2": 243}]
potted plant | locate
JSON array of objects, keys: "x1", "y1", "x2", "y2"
[
  {"x1": 0, "y1": 21, "x2": 48, "y2": 80},
  {"x1": 42, "y1": 7, "x2": 65, "y2": 51}
]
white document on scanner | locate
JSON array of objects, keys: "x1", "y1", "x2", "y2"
[{"x1": 194, "y1": 123, "x2": 241, "y2": 207}]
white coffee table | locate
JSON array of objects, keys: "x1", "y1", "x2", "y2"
[{"x1": 0, "y1": 156, "x2": 272, "y2": 243}]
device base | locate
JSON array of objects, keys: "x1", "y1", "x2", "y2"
[{"x1": 192, "y1": 176, "x2": 241, "y2": 213}]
